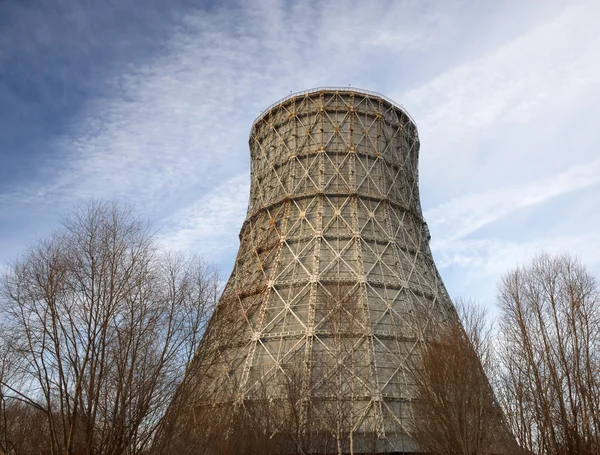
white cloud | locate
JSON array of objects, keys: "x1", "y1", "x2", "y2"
[
  {"x1": 404, "y1": 0, "x2": 600, "y2": 140},
  {"x1": 434, "y1": 231, "x2": 600, "y2": 312},
  {"x1": 159, "y1": 173, "x2": 249, "y2": 259},
  {"x1": 426, "y1": 154, "x2": 600, "y2": 244},
  {"x1": 437, "y1": 234, "x2": 600, "y2": 276}
]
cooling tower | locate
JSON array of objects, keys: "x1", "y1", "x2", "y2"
[{"x1": 177, "y1": 88, "x2": 461, "y2": 453}]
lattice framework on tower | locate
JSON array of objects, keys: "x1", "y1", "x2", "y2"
[{"x1": 186, "y1": 88, "x2": 457, "y2": 453}]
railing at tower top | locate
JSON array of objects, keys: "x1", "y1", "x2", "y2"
[{"x1": 251, "y1": 86, "x2": 418, "y2": 132}]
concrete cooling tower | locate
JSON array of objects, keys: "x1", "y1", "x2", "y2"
[{"x1": 169, "y1": 88, "x2": 481, "y2": 454}]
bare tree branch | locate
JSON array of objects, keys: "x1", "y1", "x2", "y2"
[{"x1": 0, "y1": 200, "x2": 219, "y2": 455}]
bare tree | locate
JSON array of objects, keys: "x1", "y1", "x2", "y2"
[
  {"x1": 0, "y1": 201, "x2": 218, "y2": 455},
  {"x1": 411, "y1": 299, "x2": 515, "y2": 455},
  {"x1": 496, "y1": 253, "x2": 600, "y2": 455},
  {"x1": 154, "y1": 285, "x2": 272, "y2": 455},
  {"x1": 0, "y1": 331, "x2": 18, "y2": 455}
]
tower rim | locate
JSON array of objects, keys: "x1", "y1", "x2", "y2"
[{"x1": 250, "y1": 86, "x2": 418, "y2": 134}]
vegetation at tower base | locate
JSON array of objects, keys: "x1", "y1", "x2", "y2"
[
  {"x1": 160, "y1": 87, "x2": 515, "y2": 454},
  {"x1": 0, "y1": 201, "x2": 220, "y2": 455},
  {"x1": 410, "y1": 299, "x2": 518, "y2": 455},
  {"x1": 495, "y1": 254, "x2": 600, "y2": 455}
]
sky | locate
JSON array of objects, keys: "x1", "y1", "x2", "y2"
[{"x1": 1, "y1": 0, "x2": 599, "y2": 312}]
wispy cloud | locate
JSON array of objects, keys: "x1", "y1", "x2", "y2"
[
  {"x1": 426, "y1": 155, "x2": 600, "y2": 244},
  {"x1": 436, "y1": 234, "x2": 600, "y2": 276},
  {"x1": 404, "y1": 0, "x2": 600, "y2": 139},
  {"x1": 0, "y1": 0, "x2": 460, "y2": 268},
  {"x1": 159, "y1": 173, "x2": 249, "y2": 255}
]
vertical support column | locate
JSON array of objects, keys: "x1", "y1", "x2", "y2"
[
  {"x1": 300, "y1": 95, "x2": 325, "y2": 434},
  {"x1": 370, "y1": 99, "x2": 386, "y2": 439}
]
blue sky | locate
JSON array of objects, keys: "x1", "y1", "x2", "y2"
[{"x1": 1, "y1": 0, "x2": 599, "y2": 310}]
